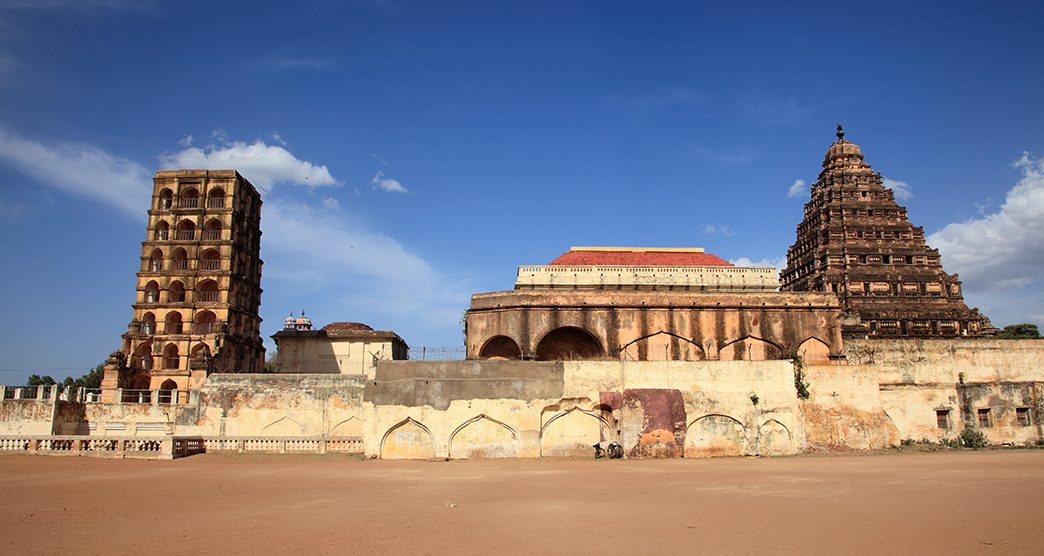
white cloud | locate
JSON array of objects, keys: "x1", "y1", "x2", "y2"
[
  {"x1": 883, "y1": 177, "x2": 913, "y2": 200},
  {"x1": 0, "y1": 128, "x2": 150, "y2": 217},
  {"x1": 787, "y1": 179, "x2": 806, "y2": 198},
  {"x1": 0, "y1": 198, "x2": 27, "y2": 221},
  {"x1": 730, "y1": 256, "x2": 786, "y2": 273},
  {"x1": 161, "y1": 139, "x2": 339, "y2": 193},
  {"x1": 254, "y1": 54, "x2": 337, "y2": 72},
  {"x1": 696, "y1": 147, "x2": 756, "y2": 166},
  {"x1": 370, "y1": 171, "x2": 408, "y2": 193},
  {"x1": 703, "y1": 223, "x2": 734, "y2": 236},
  {"x1": 926, "y1": 153, "x2": 1044, "y2": 328},
  {"x1": 928, "y1": 153, "x2": 1044, "y2": 294},
  {"x1": 321, "y1": 197, "x2": 340, "y2": 210},
  {"x1": 0, "y1": 54, "x2": 16, "y2": 76},
  {"x1": 263, "y1": 200, "x2": 470, "y2": 328},
  {"x1": 0, "y1": 0, "x2": 151, "y2": 10},
  {"x1": 177, "y1": 134, "x2": 193, "y2": 147}
]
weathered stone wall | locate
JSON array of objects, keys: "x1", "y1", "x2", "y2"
[
  {"x1": 0, "y1": 399, "x2": 57, "y2": 436},
  {"x1": 3, "y1": 339, "x2": 1042, "y2": 457},
  {"x1": 467, "y1": 290, "x2": 843, "y2": 362},
  {"x1": 185, "y1": 374, "x2": 368, "y2": 438},
  {"x1": 845, "y1": 338, "x2": 1044, "y2": 382},
  {"x1": 800, "y1": 339, "x2": 1044, "y2": 448},
  {"x1": 365, "y1": 359, "x2": 804, "y2": 459}
]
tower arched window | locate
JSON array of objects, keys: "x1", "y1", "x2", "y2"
[
  {"x1": 164, "y1": 312, "x2": 183, "y2": 335},
  {"x1": 154, "y1": 220, "x2": 169, "y2": 240},
  {"x1": 168, "y1": 280, "x2": 186, "y2": 303},
  {"x1": 158, "y1": 189, "x2": 173, "y2": 210},
  {"x1": 193, "y1": 310, "x2": 217, "y2": 334},
  {"x1": 163, "y1": 343, "x2": 180, "y2": 369},
  {"x1": 199, "y1": 249, "x2": 221, "y2": 271},
  {"x1": 172, "y1": 248, "x2": 189, "y2": 270},
  {"x1": 203, "y1": 218, "x2": 222, "y2": 240},
  {"x1": 179, "y1": 187, "x2": 199, "y2": 208},
  {"x1": 140, "y1": 312, "x2": 156, "y2": 335},
  {"x1": 207, "y1": 188, "x2": 225, "y2": 208},
  {"x1": 196, "y1": 279, "x2": 220, "y2": 303},
  {"x1": 148, "y1": 249, "x2": 163, "y2": 272},
  {"x1": 144, "y1": 281, "x2": 159, "y2": 303},
  {"x1": 176, "y1": 220, "x2": 195, "y2": 240},
  {"x1": 132, "y1": 342, "x2": 153, "y2": 370}
]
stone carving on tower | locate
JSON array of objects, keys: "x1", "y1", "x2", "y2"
[
  {"x1": 780, "y1": 125, "x2": 991, "y2": 338},
  {"x1": 105, "y1": 170, "x2": 266, "y2": 393}
]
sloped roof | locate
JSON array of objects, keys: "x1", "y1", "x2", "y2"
[
  {"x1": 549, "y1": 247, "x2": 733, "y2": 267},
  {"x1": 321, "y1": 322, "x2": 374, "y2": 332}
]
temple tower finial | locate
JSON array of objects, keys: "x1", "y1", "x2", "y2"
[{"x1": 836, "y1": 122, "x2": 845, "y2": 141}]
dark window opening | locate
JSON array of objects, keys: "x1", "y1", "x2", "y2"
[
  {"x1": 1016, "y1": 407, "x2": 1031, "y2": 427},
  {"x1": 977, "y1": 408, "x2": 991, "y2": 428},
  {"x1": 936, "y1": 409, "x2": 950, "y2": 429}
]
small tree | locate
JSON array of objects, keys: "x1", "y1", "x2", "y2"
[
  {"x1": 995, "y1": 323, "x2": 1041, "y2": 339},
  {"x1": 26, "y1": 374, "x2": 56, "y2": 386}
]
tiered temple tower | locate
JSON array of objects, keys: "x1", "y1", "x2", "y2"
[
  {"x1": 112, "y1": 170, "x2": 265, "y2": 392},
  {"x1": 780, "y1": 126, "x2": 990, "y2": 338}
]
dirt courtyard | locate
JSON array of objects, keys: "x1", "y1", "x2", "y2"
[{"x1": 2, "y1": 450, "x2": 1042, "y2": 555}]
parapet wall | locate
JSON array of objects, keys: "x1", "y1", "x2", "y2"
[{"x1": 3, "y1": 339, "x2": 1042, "y2": 458}]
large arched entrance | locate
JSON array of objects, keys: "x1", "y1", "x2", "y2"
[
  {"x1": 479, "y1": 336, "x2": 522, "y2": 359},
  {"x1": 536, "y1": 327, "x2": 603, "y2": 360}
]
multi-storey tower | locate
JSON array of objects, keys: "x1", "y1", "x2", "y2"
[
  {"x1": 116, "y1": 170, "x2": 265, "y2": 391},
  {"x1": 780, "y1": 126, "x2": 990, "y2": 338}
]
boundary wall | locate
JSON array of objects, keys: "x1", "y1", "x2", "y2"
[{"x1": 1, "y1": 339, "x2": 1042, "y2": 459}]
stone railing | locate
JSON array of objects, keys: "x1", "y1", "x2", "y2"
[
  {"x1": 201, "y1": 436, "x2": 364, "y2": 455},
  {"x1": 0, "y1": 435, "x2": 205, "y2": 460},
  {"x1": 0, "y1": 385, "x2": 196, "y2": 405},
  {"x1": 515, "y1": 265, "x2": 779, "y2": 291}
]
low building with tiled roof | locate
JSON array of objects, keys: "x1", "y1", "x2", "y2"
[{"x1": 272, "y1": 317, "x2": 407, "y2": 377}]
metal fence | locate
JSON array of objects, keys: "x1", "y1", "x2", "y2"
[{"x1": 407, "y1": 346, "x2": 466, "y2": 360}]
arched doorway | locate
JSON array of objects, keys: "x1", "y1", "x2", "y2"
[
  {"x1": 536, "y1": 327, "x2": 603, "y2": 360},
  {"x1": 158, "y1": 379, "x2": 178, "y2": 404},
  {"x1": 479, "y1": 336, "x2": 522, "y2": 359}
]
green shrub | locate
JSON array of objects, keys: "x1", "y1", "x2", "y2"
[{"x1": 959, "y1": 427, "x2": 988, "y2": 449}]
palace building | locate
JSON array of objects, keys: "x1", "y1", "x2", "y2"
[
  {"x1": 780, "y1": 125, "x2": 991, "y2": 338},
  {"x1": 466, "y1": 246, "x2": 844, "y2": 363},
  {"x1": 106, "y1": 170, "x2": 266, "y2": 394}
]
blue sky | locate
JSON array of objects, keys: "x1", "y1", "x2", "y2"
[{"x1": 0, "y1": 1, "x2": 1042, "y2": 381}]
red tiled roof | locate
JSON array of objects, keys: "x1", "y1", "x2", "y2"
[
  {"x1": 549, "y1": 248, "x2": 733, "y2": 267},
  {"x1": 321, "y1": 322, "x2": 374, "y2": 331}
]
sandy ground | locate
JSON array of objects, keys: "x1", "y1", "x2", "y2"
[{"x1": 1, "y1": 451, "x2": 1042, "y2": 555}]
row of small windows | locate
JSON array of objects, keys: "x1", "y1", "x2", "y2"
[
  {"x1": 143, "y1": 279, "x2": 220, "y2": 303},
  {"x1": 146, "y1": 248, "x2": 222, "y2": 272},
  {"x1": 157, "y1": 187, "x2": 225, "y2": 210},
  {"x1": 936, "y1": 407, "x2": 1033, "y2": 429},
  {"x1": 131, "y1": 341, "x2": 212, "y2": 370},
  {"x1": 138, "y1": 310, "x2": 218, "y2": 336},
  {"x1": 153, "y1": 219, "x2": 222, "y2": 241}
]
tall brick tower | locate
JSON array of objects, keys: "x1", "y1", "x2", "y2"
[
  {"x1": 780, "y1": 125, "x2": 990, "y2": 338},
  {"x1": 110, "y1": 170, "x2": 265, "y2": 392}
]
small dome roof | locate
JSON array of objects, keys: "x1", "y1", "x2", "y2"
[{"x1": 822, "y1": 124, "x2": 872, "y2": 174}]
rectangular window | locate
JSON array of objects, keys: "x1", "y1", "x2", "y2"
[
  {"x1": 936, "y1": 410, "x2": 950, "y2": 429},
  {"x1": 977, "y1": 408, "x2": 991, "y2": 428},
  {"x1": 1016, "y1": 407, "x2": 1031, "y2": 427}
]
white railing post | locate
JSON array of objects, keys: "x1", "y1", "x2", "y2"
[
  {"x1": 116, "y1": 388, "x2": 123, "y2": 405},
  {"x1": 0, "y1": 385, "x2": 5, "y2": 400},
  {"x1": 50, "y1": 385, "x2": 58, "y2": 401}
]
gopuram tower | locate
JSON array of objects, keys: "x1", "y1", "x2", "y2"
[
  {"x1": 106, "y1": 170, "x2": 265, "y2": 394},
  {"x1": 780, "y1": 125, "x2": 990, "y2": 338}
]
